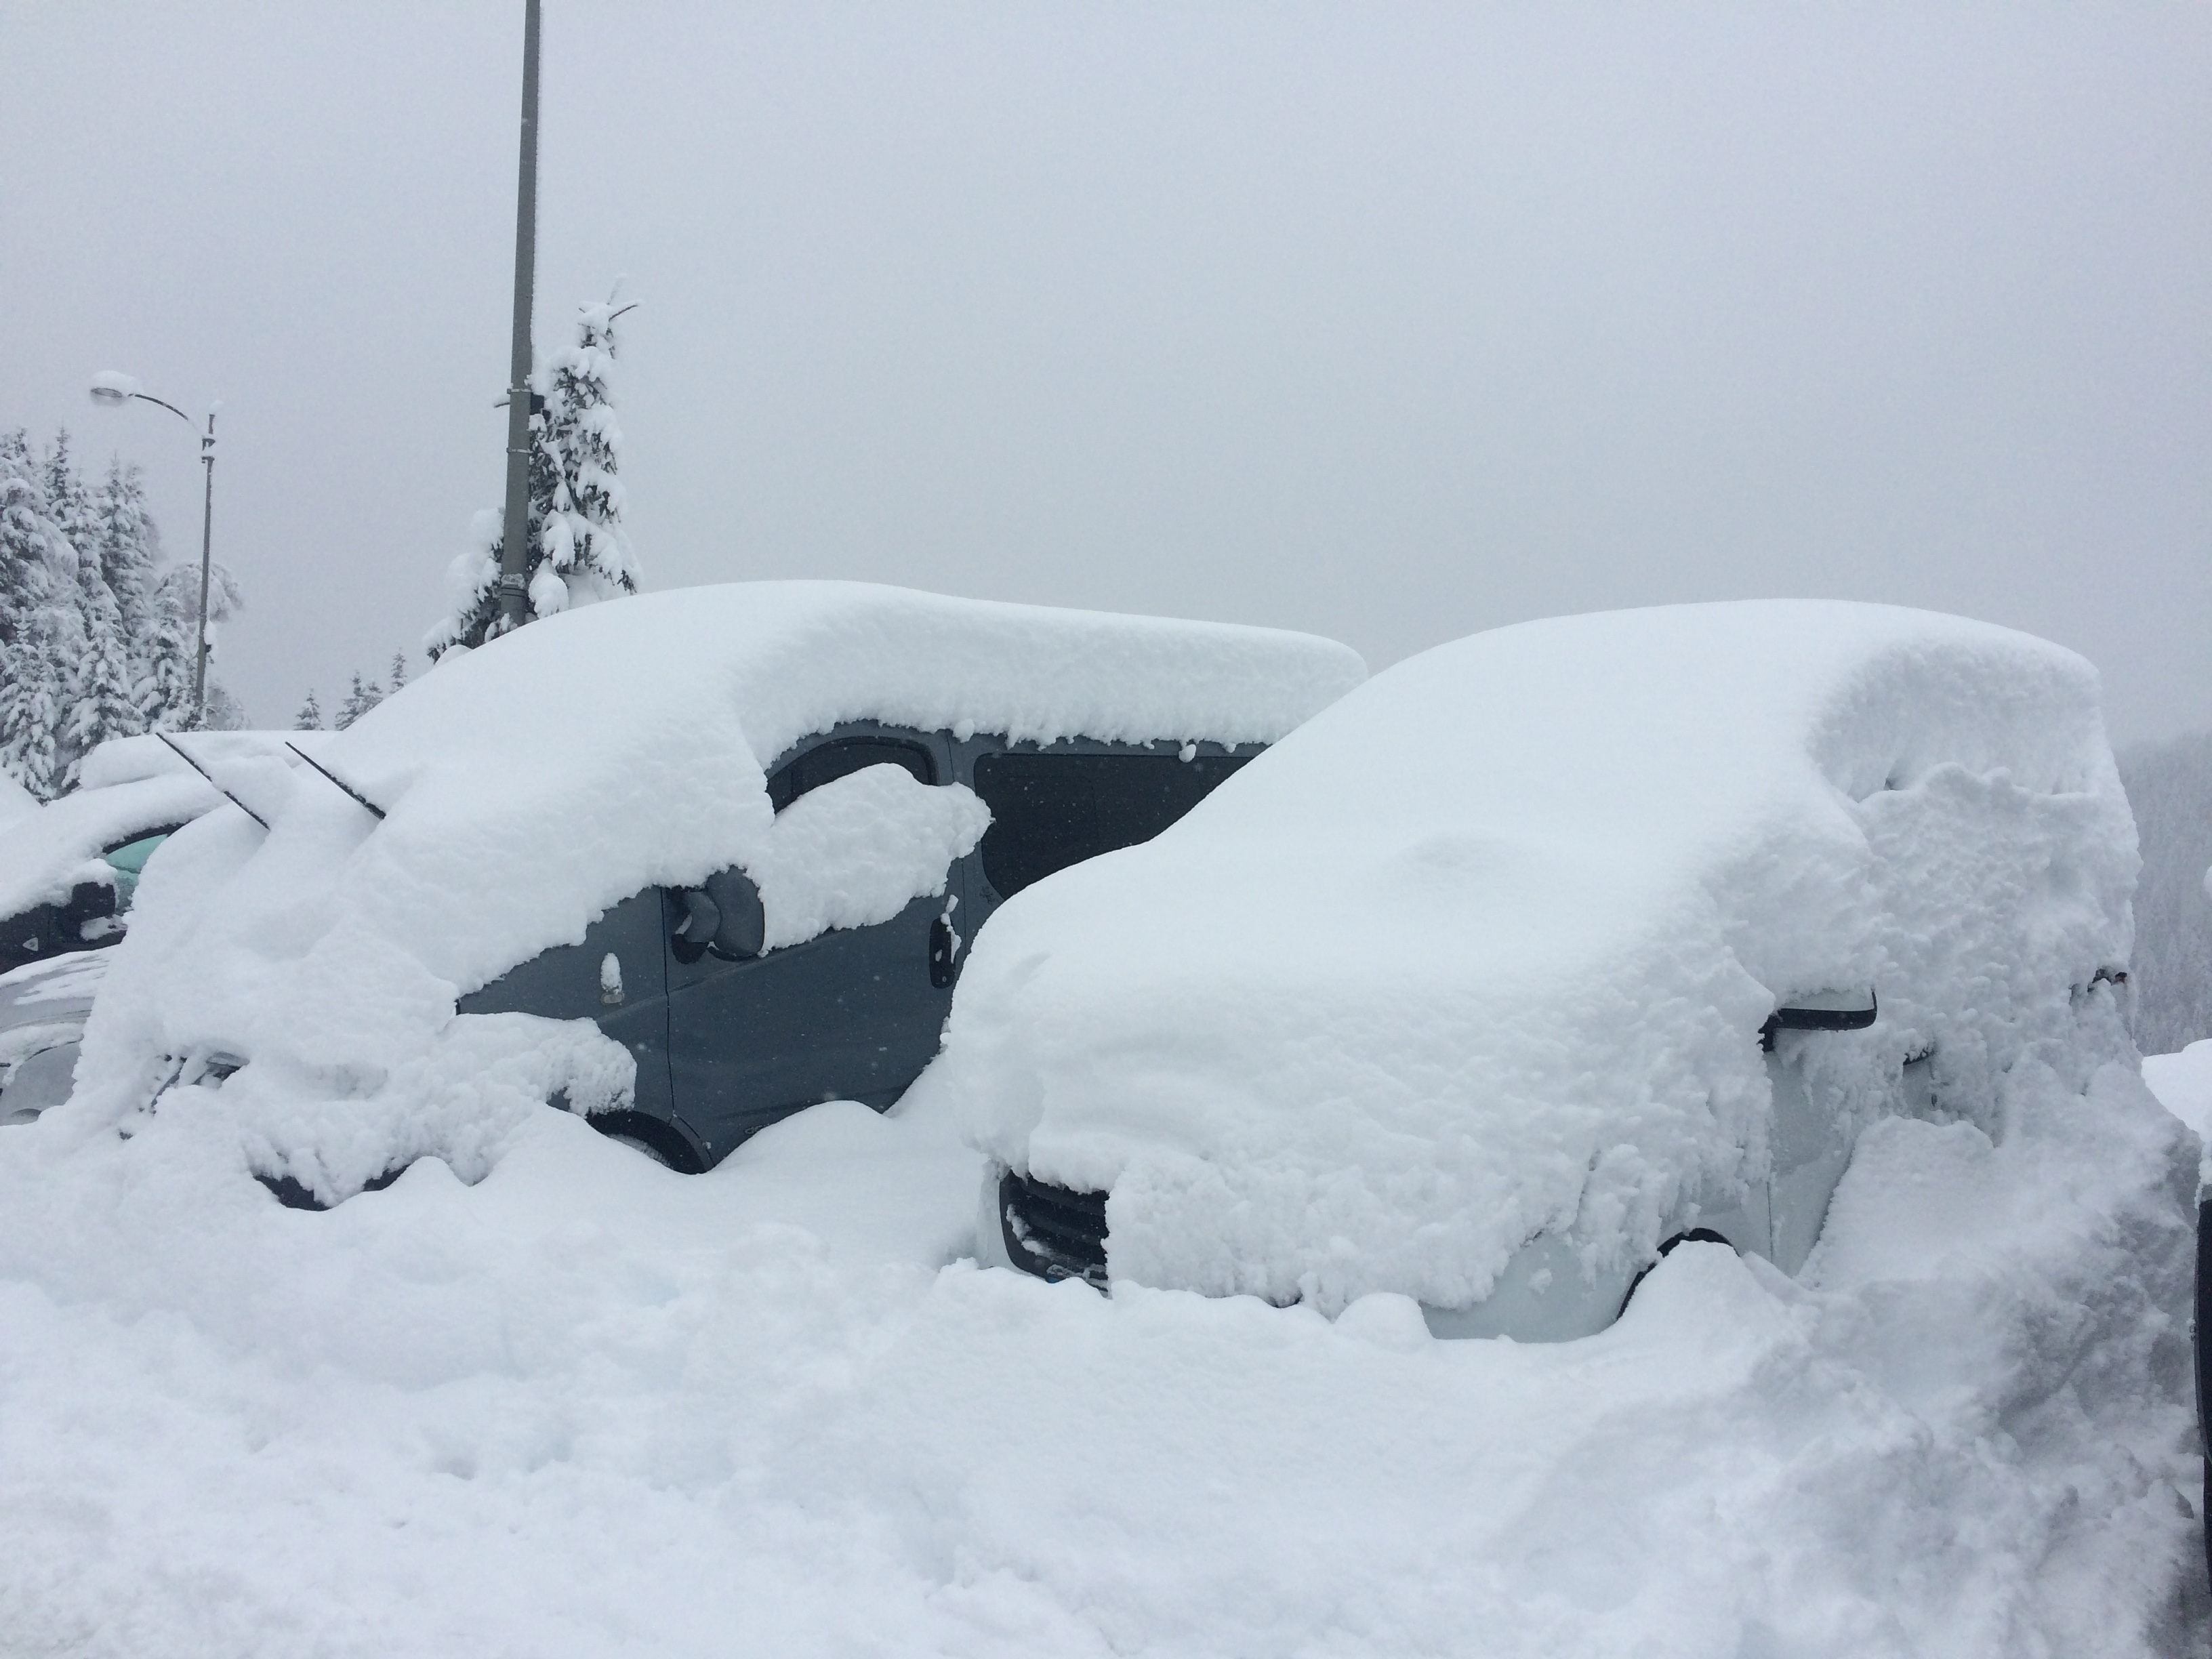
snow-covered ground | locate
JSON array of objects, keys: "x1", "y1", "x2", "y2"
[
  {"x1": 0, "y1": 596, "x2": 2200, "y2": 1656},
  {"x1": 0, "y1": 1054, "x2": 2198, "y2": 1656}
]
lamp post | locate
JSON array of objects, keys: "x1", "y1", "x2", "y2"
[
  {"x1": 88, "y1": 371, "x2": 218, "y2": 726},
  {"x1": 496, "y1": 0, "x2": 542, "y2": 632}
]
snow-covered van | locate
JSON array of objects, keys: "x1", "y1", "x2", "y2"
[
  {"x1": 951, "y1": 601, "x2": 2145, "y2": 1340},
  {"x1": 67, "y1": 583, "x2": 1363, "y2": 1202}
]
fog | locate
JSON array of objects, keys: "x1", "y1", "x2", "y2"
[{"x1": 3, "y1": 2, "x2": 2206, "y2": 741}]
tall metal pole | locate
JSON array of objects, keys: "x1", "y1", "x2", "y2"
[
  {"x1": 496, "y1": 0, "x2": 541, "y2": 630},
  {"x1": 192, "y1": 411, "x2": 216, "y2": 722}
]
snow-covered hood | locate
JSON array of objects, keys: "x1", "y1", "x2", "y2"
[
  {"x1": 69, "y1": 581, "x2": 1363, "y2": 1183},
  {"x1": 933, "y1": 600, "x2": 2137, "y2": 1312}
]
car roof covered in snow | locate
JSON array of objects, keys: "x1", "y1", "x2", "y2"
[
  {"x1": 415, "y1": 579, "x2": 1367, "y2": 761},
  {"x1": 932, "y1": 599, "x2": 2136, "y2": 1313},
  {"x1": 70, "y1": 582, "x2": 1364, "y2": 1145}
]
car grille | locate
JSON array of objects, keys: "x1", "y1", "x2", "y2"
[{"x1": 999, "y1": 1170, "x2": 1109, "y2": 1288}]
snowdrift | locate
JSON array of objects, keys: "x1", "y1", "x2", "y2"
[
  {"x1": 67, "y1": 582, "x2": 1364, "y2": 1197},
  {"x1": 0, "y1": 598, "x2": 2195, "y2": 1654},
  {"x1": 943, "y1": 600, "x2": 2144, "y2": 1313},
  {"x1": 0, "y1": 1043, "x2": 2196, "y2": 1656}
]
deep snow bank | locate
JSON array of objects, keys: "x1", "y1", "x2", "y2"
[
  {"x1": 65, "y1": 583, "x2": 1361, "y2": 1198},
  {"x1": 943, "y1": 600, "x2": 2139, "y2": 1311},
  {"x1": 0, "y1": 1031, "x2": 2196, "y2": 1656}
]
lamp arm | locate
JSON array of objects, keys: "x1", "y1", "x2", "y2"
[{"x1": 131, "y1": 392, "x2": 195, "y2": 426}]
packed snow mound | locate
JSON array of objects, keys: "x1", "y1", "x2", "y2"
[
  {"x1": 64, "y1": 583, "x2": 1360, "y2": 1194},
  {"x1": 0, "y1": 1029, "x2": 2196, "y2": 1655},
  {"x1": 942, "y1": 600, "x2": 2138, "y2": 1312}
]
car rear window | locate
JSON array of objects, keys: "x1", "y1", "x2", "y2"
[{"x1": 971, "y1": 752, "x2": 1246, "y2": 897}]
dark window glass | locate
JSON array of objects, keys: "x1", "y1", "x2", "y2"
[
  {"x1": 971, "y1": 752, "x2": 1248, "y2": 897},
  {"x1": 768, "y1": 737, "x2": 935, "y2": 813}
]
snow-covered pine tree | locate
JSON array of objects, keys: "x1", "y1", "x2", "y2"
[
  {"x1": 335, "y1": 671, "x2": 382, "y2": 730},
  {"x1": 90, "y1": 459, "x2": 162, "y2": 681},
  {"x1": 0, "y1": 431, "x2": 81, "y2": 800},
  {"x1": 62, "y1": 544, "x2": 139, "y2": 788},
  {"x1": 140, "y1": 560, "x2": 243, "y2": 732},
  {"x1": 427, "y1": 296, "x2": 641, "y2": 659},
  {"x1": 529, "y1": 299, "x2": 640, "y2": 617},
  {"x1": 38, "y1": 434, "x2": 146, "y2": 786},
  {"x1": 41, "y1": 432, "x2": 94, "y2": 572},
  {"x1": 201, "y1": 683, "x2": 247, "y2": 731},
  {"x1": 0, "y1": 430, "x2": 48, "y2": 651},
  {"x1": 295, "y1": 689, "x2": 325, "y2": 731},
  {"x1": 0, "y1": 601, "x2": 76, "y2": 800},
  {"x1": 388, "y1": 649, "x2": 409, "y2": 695}
]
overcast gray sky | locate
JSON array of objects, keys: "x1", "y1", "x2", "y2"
[{"x1": 3, "y1": 2, "x2": 2206, "y2": 743}]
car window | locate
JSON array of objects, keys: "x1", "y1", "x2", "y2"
[
  {"x1": 100, "y1": 832, "x2": 174, "y2": 911},
  {"x1": 102, "y1": 834, "x2": 171, "y2": 877},
  {"x1": 767, "y1": 737, "x2": 936, "y2": 813},
  {"x1": 970, "y1": 752, "x2": 1247, "y2": 898}
]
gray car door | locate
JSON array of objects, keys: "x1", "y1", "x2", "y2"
[
  {"x1": 455, "y1": 886, "x2": 677, "y2": 1122},
  {"x1": 661, "y1": 727, "x2": 960, "y2": 1158}
]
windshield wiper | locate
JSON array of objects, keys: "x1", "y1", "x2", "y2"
[{"x1": 156, "y1": 733, "x2": 270, "y2": 830}]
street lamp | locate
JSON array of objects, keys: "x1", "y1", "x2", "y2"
[{"x1": 88, "y1": 371, "x2": 218, "y2": 726}]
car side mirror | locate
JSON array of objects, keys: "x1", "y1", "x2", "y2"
[
  {"x1": 670, "y1": 887, "x2": 721, "y2": 964},
  {"x1": 668, "y1": 870, "x2": 766, "y2": 965},
  {"x1": 703, "y1": 868, "x2": 764, "y2": 960},
  {"x1": 1761, "y1": 989, "x2": 1877, "y2": 1050}
]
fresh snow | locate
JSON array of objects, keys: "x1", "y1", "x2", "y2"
[
  {"x1": 752, "y1": 763, "x2": 991, "y2": 951},
  {"x1": 944, "y1": 600, "x2": 2142, "y2": 1313},
  {"x1": 0, "y1": 951, "x2": 104, "y2": 1092},
  {"x1": 0, "y1": 731, "x2": 336, "y2": 926},
  {"x1": 0, "y1": 596, "x2": 2197, "y2": 1654},
  {"x1": 0, "y1": 771, "x2": 215, "y2": 922},
  {"x1": 0, "y1": 768, "x2": 35, "y2": 832},
  {"x1": 69, "y1": 581, "x2": 1363, "y2": 1199},
  {"x1": 0, "y1": 1057, "x2": 2196, "y2": 1655},
  {"x1": 2144, "y1": 1039, "x2": 2212, "y2": 1144}
]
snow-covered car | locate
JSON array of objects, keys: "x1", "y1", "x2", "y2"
[
  {"x1": 0, "y1": 951, "x2": 108, "y2": 1126},
  {"x1": 949, "y1": 600, "x2": 2142, "y2": 1340},
  {"x1": 69, "y1": 582, "x2": 1363, "y2": 1202},
  {"x1": 0, "y1": 730, "x2": 328, "y2": 978}
]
